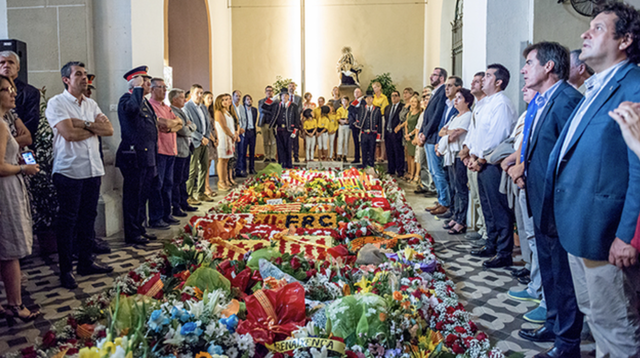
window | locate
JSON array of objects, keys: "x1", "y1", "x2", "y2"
[{"x1": 451, "y1": 0, "x2": 463, "y2": 76}]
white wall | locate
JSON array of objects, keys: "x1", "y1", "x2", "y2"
[
  {"x1": 209, "y1": 0, "x2": 233, "y2": 94},
  {"x1": 0, "y1": 0, "x2": 7, "y2": 38},
  {"x1": 130, "y1": 0, "x2": 165, "y2": 79},
  {"x1": 462, "y1": 0, "x2": 487, "y2": 86}
]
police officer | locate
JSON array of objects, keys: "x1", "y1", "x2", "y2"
[
  {"x1": 116, "y1": 66, "x2": 158, "y2": 245},
  {"x1": 358, "y1": 90, "x2": 382, "y2": 168},
  {"x1": 264, "y1": 88, "x2": 300, "y2": 169}
]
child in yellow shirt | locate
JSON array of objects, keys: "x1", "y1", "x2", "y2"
[
  {"x1": 337, "y1": 96, "x2": 351, "y2": 162},
  {"x1": 327, "y1": 100, "x2": 340, "y2": 160},
  {"x1": 316, "y1": 106, "x2": 330, "y2": 161},
  {"x1": 302, "y1": 109, "x2": 316, "y2": 162}
]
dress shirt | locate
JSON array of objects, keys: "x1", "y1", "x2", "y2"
[
  {"x1": 519, "y1": 94, "x2": 539, "y2": 162},
  {"x1": 439, "y1": 98, "x2": 455, "y2": 129},
  {"x1": 531, "y1": 80, "x2": 563, "y2": 136},
  {"x1": 148, "y1": 97, "x2": 178, "y2": 156},
  {"x1": 463, "y1": 97, "x2": 486, "y2": 151},
  {"x1": 45, "y1": 90, "x2": 104, "y2": 179},
  {"x1": 467, "y1": 91, "x2": 517, "y2": 158},
  {"x1": 512, "y1": 111, "x2": 527, "y2": 150},
  {"x1": 559, "y1": 60, "x2": 628, "y2": 161},
  {"x1": 245, "y1": 105, "x2": 254, "y2": 130}
]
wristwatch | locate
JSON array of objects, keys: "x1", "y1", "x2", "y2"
[{"x1": 84, "y1": 121, "x2": 92, "y2": 129}]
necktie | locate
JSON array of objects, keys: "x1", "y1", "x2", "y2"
[{"x1": 520, "y1": 93, "x2": 540, "y2": 163}]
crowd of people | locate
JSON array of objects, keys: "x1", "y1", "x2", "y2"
[{"x1": 1, "y1": 2, "x2": 640, "y2": 356}]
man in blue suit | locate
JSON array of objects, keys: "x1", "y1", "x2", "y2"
[
  {"x1": 545, "y1": 4, "x2": 640, "y2": 356},
  {"x1": 509, "y1": 42, "x2": 584, "y2": 358},
  {"x1": 418, "y1": 67, "x2": 449, "y2": 212}
]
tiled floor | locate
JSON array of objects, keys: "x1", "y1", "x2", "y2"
[{"x1": 0, "y1": 162, "x2": 596, "y2": 357}]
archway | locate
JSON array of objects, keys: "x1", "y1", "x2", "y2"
[{"x1": 167, "y1": 0, "x2": 211, "y2": 91}]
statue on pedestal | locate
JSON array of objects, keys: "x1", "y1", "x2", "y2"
[{"x1": 337, "y1": 46, "x2": 362, "y2": 86}]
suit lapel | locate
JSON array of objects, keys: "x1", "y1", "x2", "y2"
[{"x1": 525, "y1": 83, "x2": 564, "y2": 160}]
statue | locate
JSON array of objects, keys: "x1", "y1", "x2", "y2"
[{"x1": 337, "y1": 46, "x2": 362, "y2": 86}]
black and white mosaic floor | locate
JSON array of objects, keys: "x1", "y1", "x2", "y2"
[{"x1": 0, "y1": 165, "x2": 596, "y2": 357}]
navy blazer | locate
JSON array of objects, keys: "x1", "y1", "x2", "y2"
[
  {"x1": 116, "y1": 87, "x2": 158, "y2": 168},
  {"x1": 14, "y1": 79, "x2": 41, "y2": 140},
  {"x1": 419, "y1": 85, "x2": 447, "y2": 144},
  {"x1": 524, "y1": 81, "x2": 582, "y2": 235},
  {"x1": 245, "y1": 105, "x2": 258, "y2": 129},
  {"x1": 267, "y1": 102, "x2": 301, "y2": 132},
  {"x1": 543, "y1": 62, "x2": 640, "y2": 261},
  {"x1": 358, "y1": 106, "x2": 382, "y2": 132}
]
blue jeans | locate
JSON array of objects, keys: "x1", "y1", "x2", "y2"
[{"x1": 425, "y1": 144, "x2": 450, "y2": 207}]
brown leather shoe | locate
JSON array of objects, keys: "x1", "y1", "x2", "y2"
[
  {"x1": 425, "y1": 203, "x2": 441, "y2": 211},
  {"x1": 430, "y1": 205, "x2": 449, "y2": 215}
]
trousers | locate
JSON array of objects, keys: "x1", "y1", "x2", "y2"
[
  {"x1": 172, "y1": 155, "x2": 190, "y2": 211},
  {"x1": 361, "y1": 132, "x2": 377, "y2": 167},
  {"x1": 477, "y1": 163, "x2": 514, "y2": 257},
  {"x1": 385, "y1": 130, "x2": 405, "y2": 176},
  {"x1": 120, "y1": 165, "x2": 154, "y2": 241},
  {"x1": 261, "y1": 124, "x2": 276, "y2": 160},
  {"x1": 186, "y1": 144, "x2": 208, "y2": 198},
  {"x1": 305, "y1": 135, "x2": 316, "y2": 160},
  {"x1": 448, "y1": 158, "x2": 468, "y2": 225},
  {"x1": 425, "y1": 143, "x2": 450, "y2": 207},
  {"x1": 149, "y1": 154, "x2": 175, "y2": 223},
  {"x1": 276, "y1": 129, "x2": 292, "y2": 169},
  {"x1": 351, "y1": 127, "x2": 361, "y2": 162},
  {"x1": 337, "y1": 125, "x2": 350, "y2": 156}
]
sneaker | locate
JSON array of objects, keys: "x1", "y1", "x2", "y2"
[
  {"x1": 507, "y1": 289, "x2": 541, "y2": 303},
  {"x1": 523, "y1": 305, "x2": 547, "y2": 324}
]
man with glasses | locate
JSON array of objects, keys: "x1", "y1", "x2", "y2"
[{"x1": 148, "y1": 78, "x2": 182, "y2": 229}]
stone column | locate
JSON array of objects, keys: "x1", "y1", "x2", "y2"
[{"x1": 92, "y1": 0, "x2": 133, "y2": 237}]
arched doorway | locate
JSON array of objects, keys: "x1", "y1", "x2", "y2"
[{"x1": 167, "y1": 0, "x2": 211, "y2": 91}]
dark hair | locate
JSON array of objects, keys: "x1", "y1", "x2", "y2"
[
  {"x1": 523, "y1": 41, "x2": 571, "y2": 81},
  {"x1": 594, "y1": 2, "x2": 640, "y2": 64},
  {"x1": 302, "y1": 108, "x2": 313, "y2": 118},
  {"x1": 391, "y1": 90, "x2": 400, "y2": 97},
  {"x1": 265, "y1": 85, "x2": 273, "y2": 91},
  {"x1": 435, "y1": 67, "x2": 448, "y2": 80},
  {"x1": 242, "y1": 94, "x2": 252, "y2": 104},
  {"x1": 449, "y1": 75, "x2": 463, "y2": 87},
  {"x1": 474, "y1": 71, "x2": 485, "y2": 78},
  {"x1": 150, "y1": 77, "x2": 164, "y2": 87},
  {"x1": 342, "y1": 96, "x2": 350, "y2": 101},
  {"x1": 457, "y1": 88, "x2": 475, "y2": 108},
  {"x1": 318, "y1": 96, "x2": 325, "y2": 102},
  {"x1": 570, "y1": 49, "x2": 595, "y2": 75},
  {"x1": 232, "y1": 90, "x2": 241, "y2": 96},
  {"x1": 203, "y1": 91, "x2": 213, "y2": 97},
  {"x1": 487, "y1": 63, "x2": 510, "y2": 90},
  {"x1": 60, "y1": 61, "x2": 85, "y2": 89},
  {"x1": 320, "y1": 105, "x2": 330, "y2": 115}
]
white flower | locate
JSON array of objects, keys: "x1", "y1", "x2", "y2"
[{"x1": 164, "y1": 326, "x2": 184, "y2": 345}]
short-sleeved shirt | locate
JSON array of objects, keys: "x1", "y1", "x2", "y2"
[
  {"x1": 45, "y1": 90, "x2": 104, "y2": 179},
  {"x1": 327, "y1": 113, "x2": 339, "y2": 132},
  {"x1": 373, "y1": 93, "x2": 389, "y2": 115},
  {"x1": 303, "y1": 118, "x2": 317, "y2": 131},
  {"x1": 149, "y1": 98, "x2": 178, "y2": 156},
  {"x1": 316, "y1": 115, "x2": 329, "y2": 131},
  {"x1": 337, "y1": 106, "x2": 349, "y2": 124}
]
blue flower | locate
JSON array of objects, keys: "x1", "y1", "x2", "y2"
[
  {"x1": 181, "y1": 321, "x2": 203, "y2": 344},
  {"x1": 171, "y1": 307, "x2": 192, "y2": 323},
  {"x1": 208, "y1": 344, "x2": 224, "y2": 356},
  {"x1": 219, "y1": 314, "x2": 239, "y2": 333},
  {"x1": 148, "y1": 309, "x2": 169, "y2": 332}
]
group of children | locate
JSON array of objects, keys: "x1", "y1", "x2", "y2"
[{"x1": 301, "y1": 97, "x2": 351, "y2": 162}]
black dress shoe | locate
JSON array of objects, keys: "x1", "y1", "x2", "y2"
[
  {"x1": 60, "y1": 272, "x2": 78, "y2": 289},
  {"x1": 93, "y1": 241, "x2": 112, "y2": 254},
  {"x1": 511, "y1": 267, "x2": 531, "y2": 278},
  {"x1": 172, "y1": 209, "x2": 188, "y2": 217},
  {"x1": 414, "y1": 187, "x2": 428, "y2": 194},
  {"x1": 483, "y1": 255, "x2": 513, "y2": 268},
  {"x1": 533, "y1": 346, "x2": 580, "y2": 358},
  {"x1": 518, "y1": 275, "x2": 532, "y2": 285},
  {"x1": 182, "y1": 205, "x2": 198, "y2": 212},
  {"x1": 249, "y1": 169, "x2": 257, "y2": 175},
  {"x1": 142, "y1": 232, "x2": 157, "y2": 240},
  {"x1": 163, "y1": 215, "x2": 180, "y2": 224},
  {"x1": 77, "y1": 262, "x2": 114, "y2": 276},
  {"x1": 519, "y1": 326, "x2": 555, "y2": 343},
  {"x1": 126, "y1": 236, "x2": 150, "y2": 245},
  {"x1": 351, "y1": 160, "x2": 360, "y2": 164},
  {"x1": 470, "y1": 246, "x2": 496, "y2": 257},
  {"x1": 149, "y1": 220, "x2": 170, "y2": 229}
]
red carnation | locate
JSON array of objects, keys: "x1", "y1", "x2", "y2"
[
  {"x1": 275, "y1": 257, "x2": 283, "y2": 265},
  {"x1": 435, "y1": 321, "x2": 445, "y2": 330},
  {"x1": 290, "y1": 257, "x2": 302, "y2": 270},
  {"x1": 306, "y1": 269, "x2": 317, "y2": 278},
  {"x1": 452, "y1": 342, "x2": 465, "y2": 354},
  {"x1": 454, "y1": 326, "x2": 466, "y2": 334},
  {"x1": 476, "y1": 332, "x2": 487, "y2": 341},
  {"x1": 445, "y1": 333, "x2": 458, "y2": 346},
  {"x1": 469, "y1": 321, "x2": 477, "y2": 332}
]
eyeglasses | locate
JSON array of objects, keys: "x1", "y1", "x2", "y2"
[{"x1": 0, "y1": 86, "x2": 16, "y2": 94}]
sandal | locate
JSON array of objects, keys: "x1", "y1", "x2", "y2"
[
  {"x1": 448, "y1": 224, "x2": 467, "y2": 235},
  {"x1": 5, "y1": 304, "x2": 40, "y2": 327},
  {"x1": 442, "y1": 220, "x2": 456, "y2": 229}
]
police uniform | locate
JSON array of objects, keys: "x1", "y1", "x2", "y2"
[
  {"x1": 116, "y1": 66, "x2": 156, "y2": 245},
  {"x1": 358, "y1": 91, "x2": 382, "y2": 168}
]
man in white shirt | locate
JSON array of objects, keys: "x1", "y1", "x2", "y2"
[
  {"x1": 46, "y1": 61, "x2": 114, "y2": 289},
  {"x1": 461, "y1": 63, "x2": 517, "y2": 269}
]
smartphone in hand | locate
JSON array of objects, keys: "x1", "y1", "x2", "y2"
[{"x1": 20, "y1": 151, "x2": 37, "y2": 165}]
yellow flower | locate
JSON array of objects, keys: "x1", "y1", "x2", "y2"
[
  {"x1": 196, "y1": 353, "x2": 213, "y2": 358},
  {"x1": 354, "y1": 275, "x2": 371, "y2": 293},
  {"x1": 78, "y1": 347, "x2": 100, "y2": 358}
]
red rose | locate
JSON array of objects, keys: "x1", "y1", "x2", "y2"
[
  {"x1": 476, "y1": 332, "x2": 487, "y2": 341},
  {"x1": 469, "y1": 321, "x2": 477, "y2": 332},
  {"x1": 435, "y1": 321, "x2": 445, "y2": 330},
  {"x1": 42, "y1": 331, "x2": 57, "y2": 347},
  {"x1": 445, "y1": 333, "x2": 458, "y2": 346},
  {"x1": 454, "y1": 326, "x2": 466, "y2": 334},
  {"x1": 67, "y1": 348, "x2": 79, "y2": 355},
  {"x1": 452, "y1": 342, "x2": 465, "y2": 354},
  {"x1": 290, "y1": 257, "x2": 301, "y2": 270},
  {"x1": 21, "y1": 347, "x2": 37, "y2": 358},
  {"x1": 275, "y1": 257, "x2": 283, "y2": 265},
  {"x1": 306, "y1": 269, "x2": 317, "y2": 278}
]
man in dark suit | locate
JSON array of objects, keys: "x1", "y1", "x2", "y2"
[
  {"x1": 242, "y1": 94, "x2": 258, "y2": 174},
  {"x1": 544, "y1": 4, "x2": 640, "y2": 356},
  {"x1": 116, "y1": 66, "x2": 158, "y2": 246},
  {"x1": 287, "y1": 82, "x2": 303, "y2": 163},
  {"x1": 418, "y1": 67, "x2": 449, "y2": 212},
  {"x1": 358, "y1": 90, "x2": 382, "y2": 168},
  {"x1": 384, "y1": 91, "x2": 405, "y2": 177},
  {"x1": 507, "y1": 42, "x2": 584, "y2": 358},
  {"x1": 266, "y1": 88, "x2": 300, "y2": 169},
  {"x1": 348, "y1": 87, "x2": 364, "y2": 164},
  {"x1": 0, "y1": 51, "x2": 40, "y2": 143}
]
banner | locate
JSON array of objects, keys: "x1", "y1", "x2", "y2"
[
  {"x1": 254, "y1": 213, "x2": 337, "y2": 229},
  {"x1": 271, "y1": 338, "x2": 346, "y2": 353}
]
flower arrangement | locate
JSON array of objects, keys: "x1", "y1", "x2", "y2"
[{"x1": 18, "y1": 167, "x2": 505, "y2": 358}]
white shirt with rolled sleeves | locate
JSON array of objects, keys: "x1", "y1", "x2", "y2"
[
  {"x1": 45, "y1": 90, "x2": 105, "y2": 179},
  {"x1": 466, "y1": 91, "x2": 517, "y2": 159}
]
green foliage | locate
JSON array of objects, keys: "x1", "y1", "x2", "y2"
[
  {"x1": 273, "y1": 75, "x2": 293, "y2": 94},
  {"x1": 367, "y1": 73, "x2": 397, "y2": 100}
]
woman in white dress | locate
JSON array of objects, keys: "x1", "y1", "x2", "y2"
[{"x1": 214, "y1": 93, "x2": 239, "y2": 190}]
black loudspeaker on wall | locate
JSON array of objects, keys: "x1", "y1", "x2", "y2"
[{"x1": 0, "y1": 39, "x2": 28, "y2": 83}]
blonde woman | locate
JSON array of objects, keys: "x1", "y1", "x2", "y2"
[{"x1": 214, "y1": 94, "x2": 238, "y2": 190}]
